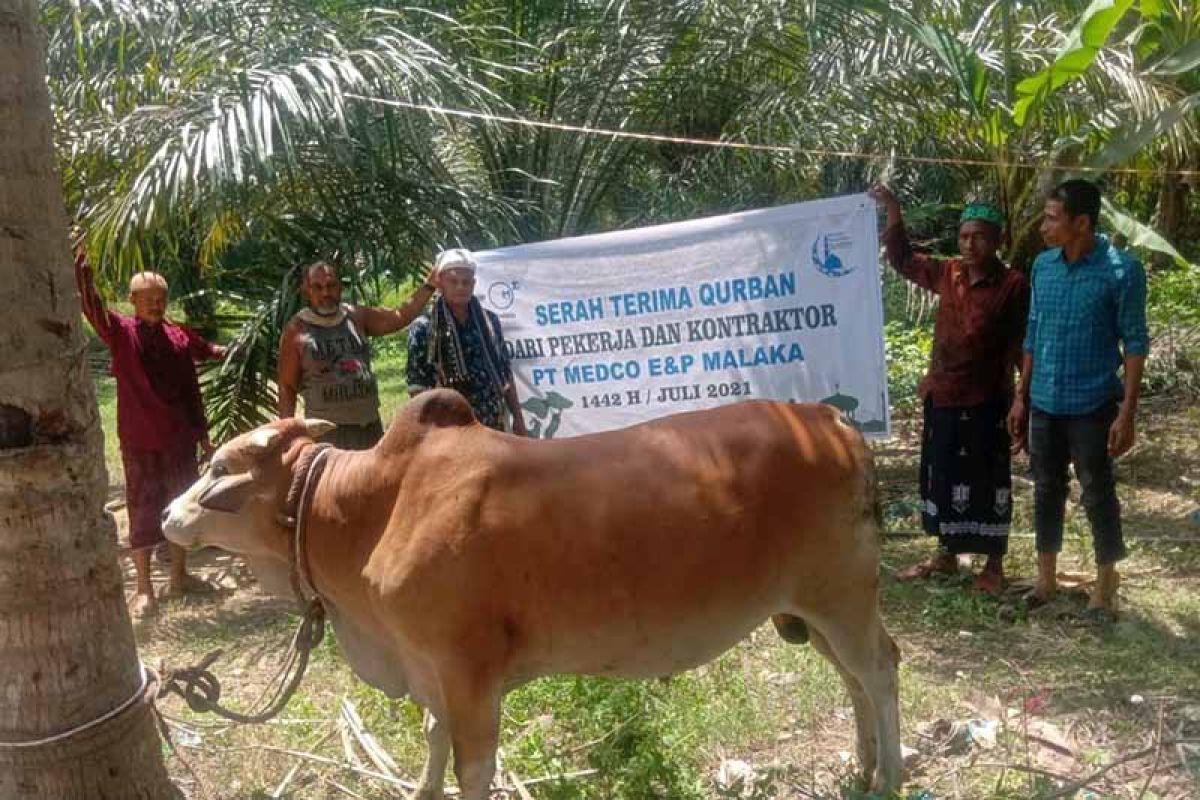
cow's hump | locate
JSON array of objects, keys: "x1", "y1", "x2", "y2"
[{"x1": 408, "y1": 389, "x2": 477, "y2": 429}]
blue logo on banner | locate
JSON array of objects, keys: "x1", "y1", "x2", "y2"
[
  {"x1": 812, "y1": 234, "x2": 855, "y2": 278},
  {"x1": 488, "y1": 281, "x2": 516, "y2": 309}
]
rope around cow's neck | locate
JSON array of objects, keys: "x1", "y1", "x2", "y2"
[
  {"x1": 157, "y1": 440, "x2": 333, "y2": 724},
  {"x1": 287, "y1": 443, "x2": 333, "y2": 608}
]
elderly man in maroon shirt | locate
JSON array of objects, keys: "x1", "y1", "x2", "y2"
[
  {"x1": 75, "y1": 250, "x2": 227, "y2": 618},
  {"x1": 870, "y1": 185, "x2": 1030, "y2": 595}
]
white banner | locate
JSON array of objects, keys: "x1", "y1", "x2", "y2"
[{"x1": 474, "y1": 193, "x2": 889, "y2": 439}]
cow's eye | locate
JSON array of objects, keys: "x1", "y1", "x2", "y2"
[{"x1": 209, "y1": 462, "x2": 228, "y2": 479}]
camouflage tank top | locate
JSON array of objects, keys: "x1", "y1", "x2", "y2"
[{"x1": 296, "y1": 308, "x2": 380, "y2": 425}]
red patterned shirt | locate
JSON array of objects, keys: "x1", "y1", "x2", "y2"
[
  {"x1": 79, "y1": 282, "x2": 221, "y2": 451},
  {"x1": 883, "y1": 223, "x2": 1029, "y2": 408}
]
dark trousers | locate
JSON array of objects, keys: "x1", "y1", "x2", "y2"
[
  {"x1": 1030, "y1": 402, "x2": 1126, "y2": 565},
  {"x1": 319, "y1": 418, "x2": 384, "y2": 451}
]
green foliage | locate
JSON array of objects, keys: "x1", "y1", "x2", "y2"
[
  {"x1": 200, "y1": 298, "x2": 282, "y2": 445},
  {"x1": 1148, "y1": 263, "x2": 1200, "y2": 327},
  {"x1": 1103, "y1": 198, "x2": 1191, "y2": 267},
  {"x1": 1085, "y1": 93, "x2": 1200, "y2": 176},
  {"x1": 53, "y1": 0, "x2": 1200, "y2": 436},
  {"x1": 1013, "y1": 0, "x2": 1137, "y2": 126},
  {"x1": 564, "y1": 680, "x2": 704, "y2": 800},
  {"x1": 498, "y1": 662, "x2": 764, "y2": 799},
  {"x1": 884, "y1": 322, "x2": 934, "y2": 413},
  {"x1": 1144, "y1": 264, "x2": 1200, "y2": 395}
]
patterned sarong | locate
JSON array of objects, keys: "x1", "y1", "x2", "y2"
[
  {"x1": 121, "y1": 439, "x2": 199, "y2": 550},
  {"x1": 919, "y1": 398, "x2": 1012, "y2": 556}
]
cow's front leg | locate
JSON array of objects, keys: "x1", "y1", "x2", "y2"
[
  {"x1": 443, "y1": 674, "x2": 503, "y2": 800},
  {"x1": 411, "y1": 707, "x2": 451, "y2": 800}
]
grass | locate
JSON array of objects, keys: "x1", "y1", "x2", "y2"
[{"x1": 97, "y1": 343, "x2": 1200, "y2": 799}]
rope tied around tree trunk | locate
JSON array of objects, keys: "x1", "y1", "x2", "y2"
[
  {"x1": 0, "y1": 439, "x2": 333, "y2": 753},
  {"x1": 0, "y1": 663, "x2": 156, "y2": 750}
]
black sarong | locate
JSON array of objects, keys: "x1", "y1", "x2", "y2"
[{"x1": 919, "y1": 397, "x2": 1012, "y2": 556}]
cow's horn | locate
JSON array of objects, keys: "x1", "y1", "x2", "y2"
[
  {"x1": 303, "y1": 419, "x2": 337, "y2": 439},
  {"x1": 246, "y1": 427, "x2": 282, "y2": 454}
]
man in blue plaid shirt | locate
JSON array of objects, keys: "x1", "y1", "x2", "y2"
[{"x1": 1008, "y1": 180, "x2": 1149, "y2": 621}]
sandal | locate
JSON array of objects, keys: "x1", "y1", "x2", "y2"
[
  {"x1": 1021, "y1": 589, "x2": 1055, "y2": 611},
  {"x1": 1079, "y1": 606, "x2": 1118, "y2": 626},
  {"x1": 896, "y1": 555, "x2": 958, "y2": 581}
]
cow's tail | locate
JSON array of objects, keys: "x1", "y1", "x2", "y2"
[{"x1": 864, "y1": 440, "x2": 884, "y2": 538}]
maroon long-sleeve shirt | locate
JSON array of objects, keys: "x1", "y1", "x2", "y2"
[
  {"x1": 882, "y1": 223, "x2": 1030, "y2": 408},
  {"x1": 78, "y1": 277, "x2": 221, "y2": 452}
]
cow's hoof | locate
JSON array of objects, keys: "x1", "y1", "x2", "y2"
[{"x1": 410, "y1": 789, "x2": 443, "y2": 800}]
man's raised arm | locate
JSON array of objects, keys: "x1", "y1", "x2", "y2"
[
  {"x1": 73, "y1": 247, "x2": 116, "y2": 344},
  {"x1": 868, "y1": 183, "x2": 945, "y2": 294},
  {"x1": 358, "y1": 269, "x2": 437, "y2": 337}
]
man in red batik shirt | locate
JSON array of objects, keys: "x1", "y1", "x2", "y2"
[
  {"x1": 75, "y1": 247, "x2": 226, "y2": 618},
  {"x1": 870, "y1": 184, "x2": 1029, "y2": 595}
]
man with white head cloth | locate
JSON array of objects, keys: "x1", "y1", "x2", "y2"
[{"x1": 406, "y1": 249, "x2": 528, "y2": 435}]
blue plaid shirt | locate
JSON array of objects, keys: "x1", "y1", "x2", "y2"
[{"x1": 1023, "y1": 235, "x2": 1149, "y2": 416}]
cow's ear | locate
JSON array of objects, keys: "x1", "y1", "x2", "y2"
[
  {"x1": 244, "y1": 427, "x2": 283, "y2": 455},
  {"x1": 197, "y1": 474, "x2": 257, "y2": 514},
  {"x1": 303, "y1": 419, "x2": 336, "y2": 440}
]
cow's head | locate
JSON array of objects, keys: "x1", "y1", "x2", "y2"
[{"x1": 164, "y1": 418, "x2": 335, "y2": 592}]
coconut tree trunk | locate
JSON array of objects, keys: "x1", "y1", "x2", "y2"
[
  {"x1": 0, "y1": 1, "x2": 178, "y2": 797},
  {"x1": 1152, "y1": 167, "x2": 1191, "y2": 271}
]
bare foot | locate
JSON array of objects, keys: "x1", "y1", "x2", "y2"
[
  {"x1": 970, "y1": 556, "x2": 1005, "y2": 596},
  {"x1": 971, "y1": 568, "x2": 1004, "y2": 597},
  {"x1": 164, "y1": 573, "x2": 216, "y2": 599},
  {"x1": 129, "y1": 592, "x2": 157, "y2": 620},
  {"x1": 1087, "y1": 567, "x2": 1120, "y2": 615},
  {"x1": 1027, "y1": 585, "x2": 1056, "y2": 606},
  {"x1": 896, "y1": 552, "x2": 958, "y2": 581},
  {"x1": 1031, "y1": 552, "x2": 1058, "y2": 605}
]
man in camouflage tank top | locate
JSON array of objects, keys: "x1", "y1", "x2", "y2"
[{"x1": 277, "y1": 261, "x2": 434, "y2": 449}]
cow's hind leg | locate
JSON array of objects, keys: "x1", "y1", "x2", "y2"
[
  {"x1": 441, "y1": 672, "x2": 503, "y2": 800},
  {"x1": 412, "y1": 707, "x2": 451, "y2": 800},
  {"x1": 805, "y1": 626, "x2": 877, "y2": 779},
  {"x1": 813, "y1": 611, "x2": 902, "y2": 794}
]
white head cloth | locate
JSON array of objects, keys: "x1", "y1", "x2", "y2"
[{"x1": 434, "y1": 248, "x2": 477, "y2": 277}]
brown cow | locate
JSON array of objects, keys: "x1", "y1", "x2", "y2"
[{"x1": 163, "y1": 390, "x2": 901, "y2": 798}]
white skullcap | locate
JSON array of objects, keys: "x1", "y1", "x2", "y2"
[
  {"x1": 129, "y1": 272, "x2": 169, "y2": 294},
  {"x1": 434, "y1": 248, "x2": 477, "y2": 276}
]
